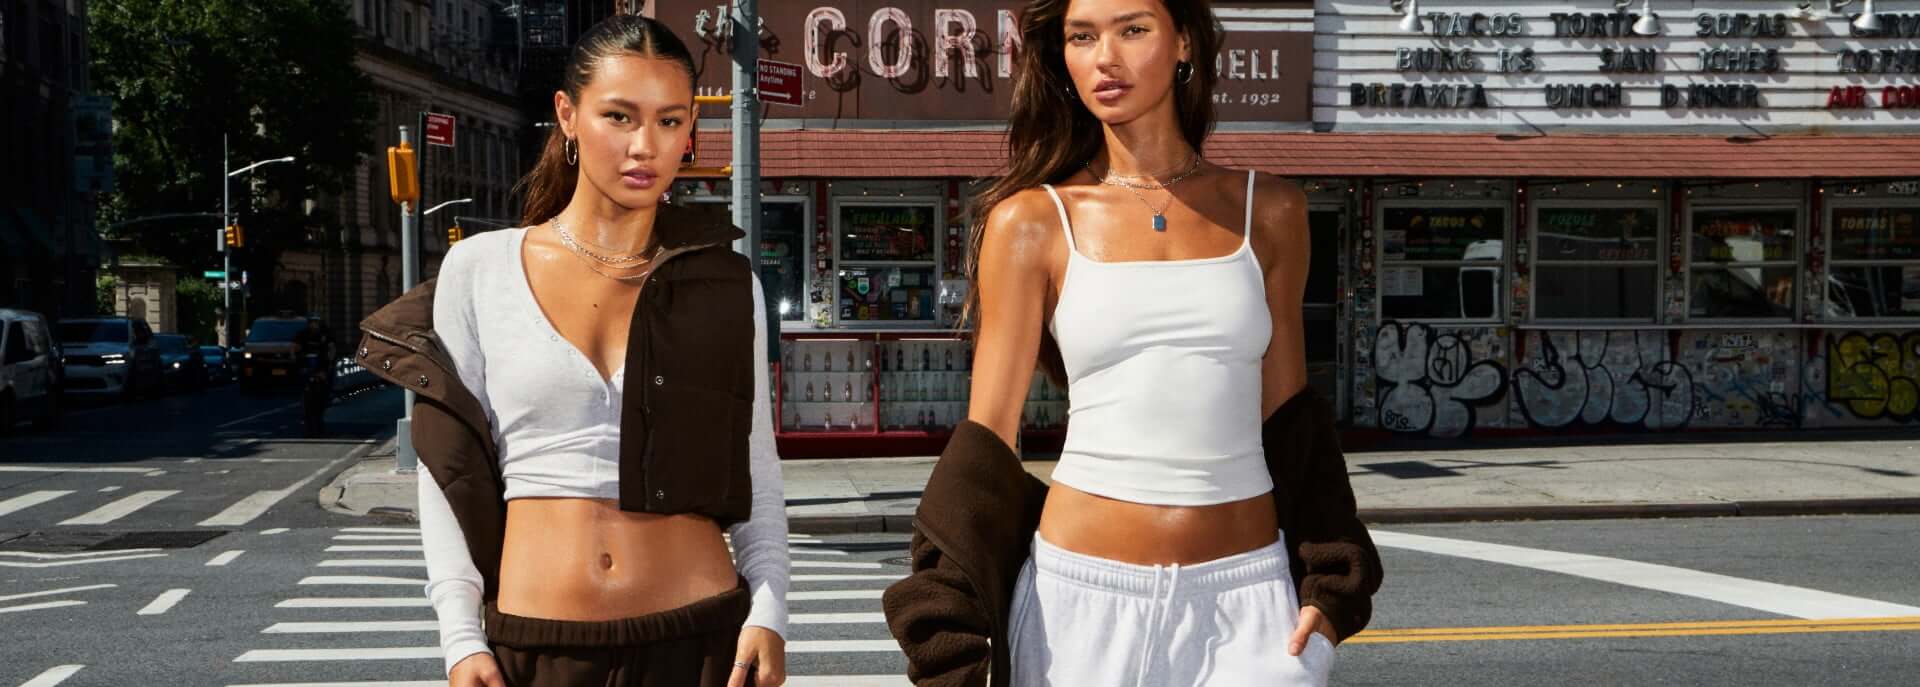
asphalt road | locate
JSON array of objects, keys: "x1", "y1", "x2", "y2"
[{"x1": 4, "y1": 382, "x2": 1916, "y2": 686}]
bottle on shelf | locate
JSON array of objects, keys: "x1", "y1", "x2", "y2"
[
  {"x1": 805, "y1": 381, "x2": 815, "y2": 403},
  {"x1": 945, "y1": 347, "x2": 954, "y2": 371},
  {"x1": 803, "y1": 351, "x2": 813, "y2": 372},
  {"x1": 846, "y1": 349, "x2": 856, "y2": 374},
  {"x1": 895, "y1": 346, "x2": 904, "y2": 371},
  {"x1": 843, "y1": 380, "x2": 854, "y2": 404}
]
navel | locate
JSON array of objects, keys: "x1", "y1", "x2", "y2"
[{"x1": 599, "y1": 552, "x2": 614, "y2": 570}]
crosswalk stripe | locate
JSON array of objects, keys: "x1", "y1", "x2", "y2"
[
  {"x1": 138, "y1": 589, "x2": 192, "y2": 615},
  {"x1": 0, "y1": 600, "x2": 87, "y2": 614},
  {"x1": 297, "y1": 576, "x2": 427, "y2": 586},
  {"x1": 18, "y1": 665, "x2": 84, "y2": 687},
  {"x1": 792, "y1": 612, "x2": 887, "y2": 624},
  {"x1": 787, "y1": 678, "x2": 908, "y2": 686},
  {"x1": 262, "y1": 621, "x2": 438, "y2": 633},
  {"x1": 0, "y1": 552, "x2": 166, "y2": 568},
  {"x1": 207, "y1": 551, "x2": 245, "y2": 566},
  {"x1": 324, "y1": 545, "x2": 424, "y2": 552},
  {"x1": 200, "y1": 440, "x2": 381, "y2": 527},
  {"x1": 276, "y1": 598, "x2": 431, "y2": 608},
  {"x1": 791, "y1": 590, "x2": 885, "y2": 601},
  {"x1": 0, "y1": 490, "x2": 73, "y2": 517},
  {"x1": 0, "y1": 549, "x2": 160, "y2": 559},
  {"x1": 0, "y1": 584, "x2": 116, "y2": 603},
  {"x1": 331, "y1": 534, "x2": 420, "y2": 541},
  {"x1": 341, "y1": 527, "x2": 420, "y2": 534},
  {"x1": 789, "y1": 547, "x2": 851, "y2": 556},
  {"x1": 1372, "y1": 530, "x2": 1920, "y2": 619},
  {"x1": 795, "y1": 574, "x2": 905, "y2": 582},
  {"x1": 317, "y1": 559, "x2": 427, "y2": 568},
  {"x1": 790, "y1": 640, "x2": 903, "y2": 653},
  {"x1": 57, "y1": 490, "x2": 178, "y2": 525},
  {"x1": 234, "y1": 647, "x2": 440, "y2": 662},
  {"x1": 794, "y1": 561, "x2": 885, "y2": 569}
]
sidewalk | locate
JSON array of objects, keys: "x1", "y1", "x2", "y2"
[{"x1": 320, "y1": 436, "x2": 1920, "y2": 533}]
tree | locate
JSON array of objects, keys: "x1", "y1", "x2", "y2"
[{"x1": 89, "y1": 0, "x2": 376, "y2": 303}]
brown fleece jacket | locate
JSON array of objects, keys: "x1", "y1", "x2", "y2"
[{"x1": 882, "y1": 387, "x2": 1382, "y2": 686}]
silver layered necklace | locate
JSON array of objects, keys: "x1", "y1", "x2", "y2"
[
  {"x1": 1087, "y1": 155, "x2": 1203, "y2": 232},
  {"x1": 552, "y1": 219, "x2": 659, "y2": 267}
]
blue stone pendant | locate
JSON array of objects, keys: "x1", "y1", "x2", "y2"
[{"x1": 1152, "y1": 214, "x2": 1167, "y2": 231}]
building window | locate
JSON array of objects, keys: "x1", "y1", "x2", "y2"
[
  {"x1": 1825, "y1": 203, "x2": 1920, "y2": 319},
  {"x1": 1378, "y1": 204, "x2": 1507, "y2": 322},
  {"x1": 1531, "y1": 204, "x2": 1661, "y2": 321},
  {"x1": 835, "y1": 201, "x2": 942, "y2": 323},
  {"x1": 1688, "y1": 206, "x2": 1798, "y2": 319}
]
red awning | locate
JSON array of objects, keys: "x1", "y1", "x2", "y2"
[{"x1": 687, "y1": 129, "x2": 1920, "y2": 179}]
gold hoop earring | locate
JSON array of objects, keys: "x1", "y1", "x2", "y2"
[{"x1": 565, "y1": 138, "x2": 578, "y2": 166}]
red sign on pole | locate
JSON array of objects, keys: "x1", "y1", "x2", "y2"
[
  {"x1": 757, "y1": 58, "x2": 803, "y2": 107},
  {"x1": 424, "y1": 113, "x2": 457, "y2": 148}
]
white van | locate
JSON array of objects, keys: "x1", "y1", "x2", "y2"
[{"x1": 1, "y1": 309, "x2": 63, "y2": 433}]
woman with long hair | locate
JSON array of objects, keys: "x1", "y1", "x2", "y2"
[
  {"x1": 358, "y1": 15, "x2": 788, "y2": 687},
  {"x1": 884, "y1": 0, "x2": 1381, "y2": 684}
]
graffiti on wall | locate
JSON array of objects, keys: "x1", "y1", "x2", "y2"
[
  {"x1": 1374, "y1": 322, "x2": 1507, "y2": 437},
  {"x1": 1513, "y1": 331, "x2": 1697, "y2": 430},
  {"x1": 1680, "y1": 330, "x2": 1799, "y2": 428},
  {"x1": 1824, "y1": 331, "x2": 1920, "y2": 422}
]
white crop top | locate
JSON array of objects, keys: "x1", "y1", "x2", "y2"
[
  {"x1": 1044, "y1": 170, "x2": 1276, "y2": 506},
  {"x1": 417, "y1": 227, "x2": 789, "y2": 675}
]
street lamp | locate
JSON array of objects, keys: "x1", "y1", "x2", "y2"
[
  {"x1": 222, "y1": 134, "x2": 297, "y2": 347},
  {"x1": 424, "y1": 198, "x2": 472, "y2": 216}
]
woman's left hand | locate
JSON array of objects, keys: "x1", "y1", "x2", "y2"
[
  {"x1": 1287, "y1": 605, "x2": 1337, "y2": 656},
  {"x1": 728, "y1": 626, "x2": 787, "y2": 687}
]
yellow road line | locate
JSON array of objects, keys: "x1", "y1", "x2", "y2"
[{"x1": 1347, "y1": 616, "x2": 1920, "y2": 644}]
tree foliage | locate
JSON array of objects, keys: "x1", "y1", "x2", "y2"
[{"x1": 90, "y1": 0, "x2": 376, "y2": 286}]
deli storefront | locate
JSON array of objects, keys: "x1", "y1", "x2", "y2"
[
  {"x1": 652, "y1": 0, "x2": 1318, "y2": 456},
  {"x1": 651, "y1": 0, "x2": 1920, "y2": 455}
]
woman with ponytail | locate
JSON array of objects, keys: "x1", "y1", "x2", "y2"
[{"x1": 357, "y1": 15, "x2": 788, "y2": 687}]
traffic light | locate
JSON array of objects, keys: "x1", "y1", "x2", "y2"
[
  {"x1": 223, "y1": 225, "x2": 238, "y2": 248},
  {"x1": 447, "y1": 223, "x2": 464, "y2": 244},
  {"x1": 233, "y1": 223, "x2": 245, "y2": 248},
  {"x1": 387, "y1": 142, "x2": 418, "y2": 204}
]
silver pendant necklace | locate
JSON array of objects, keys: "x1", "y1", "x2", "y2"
[{"x1": 1088, "y1": 155, "x2": 1203, "y2": 232}]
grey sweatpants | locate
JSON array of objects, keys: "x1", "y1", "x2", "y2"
[{"x1": 1008, "y1": 531, "x2": 1336, "y2": 686}]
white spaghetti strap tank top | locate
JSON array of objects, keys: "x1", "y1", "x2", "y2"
[{"x1": 1042, "y1": 170, "x2": 1275, "y2": 506}]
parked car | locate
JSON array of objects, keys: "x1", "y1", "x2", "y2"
[
  {"x1": 153, "y1": 334, "x2": 207, "y2": 394},
  {"x1": 238, "y1": 315, "x2": 313, "y2": 393},
  {"x1": 200, "y1": 345, "x2": 234, "y2": 385},
  {"x1": 57, "y1": 317, "x2": 164, "y2": 400},
  {"x1": 1, "y1": 309, "x2": 63, "y2": 433}
]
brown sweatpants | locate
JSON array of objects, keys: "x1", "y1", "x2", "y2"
[{"x1": 484, "y1": 583, "x2": 753, "y2": 687}]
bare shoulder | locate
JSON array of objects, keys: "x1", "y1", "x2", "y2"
[
  {"x1": 979, "y1": 188, "x2": 1065, "y2": 272},
  {"x1": 1241, "y1": 171, "x2": 1308, "y2": 269}
]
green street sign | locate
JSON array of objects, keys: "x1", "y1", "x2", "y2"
[{"x1": 203, "y1": 271, "x2": 226, "y2": 279}]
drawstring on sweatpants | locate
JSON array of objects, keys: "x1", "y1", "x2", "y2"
[{"x1": 1132, "y1": 562, "x2": 1183, "y2": 685}]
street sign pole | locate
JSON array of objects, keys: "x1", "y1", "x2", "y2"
[
  {"x1": 221, "y1": 134, "x2": 233, "y2": 347},
  {"x1": 397, "y1": 124, "x2": 419, "y2": 473},
  {"x1": 732, "y1": 0, "x2": 767, "y2": 360}
]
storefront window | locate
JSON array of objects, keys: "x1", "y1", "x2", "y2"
[
  {"x1": 1533, "y1": 205, "x2": 1660, "y2": 320},
  {"x1": 1379, "y1": 205, "x2": 1506, "y2": 321},
  {"x1": 758, "y1": 202, "x2": 808, "y2": 322},
  {"x1": 836, "y1": 202, "x2": 940, "y2": 323},
  {"x1": 682, "y1": 198, "x2": 810, "y2": 322},
  {"x1": 1689, "y1": 207, "x2": 1797, "y2": 319},
  {"x1": 1826, "y1": 205, "x2": 1920, "y2": 319}
]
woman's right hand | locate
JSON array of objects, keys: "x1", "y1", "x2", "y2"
[{"x1": 449, "y1": 652, "x2": 506, "y2": 687}]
